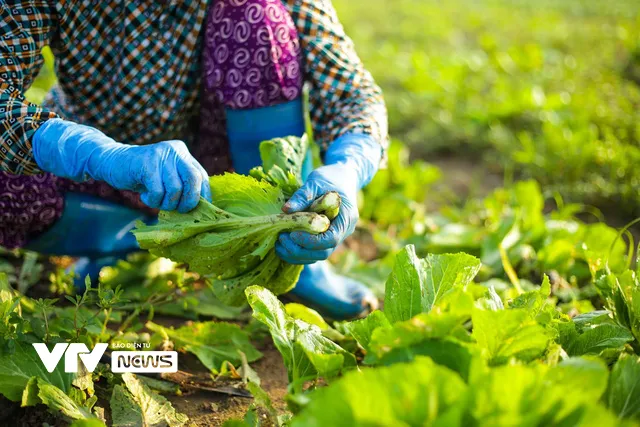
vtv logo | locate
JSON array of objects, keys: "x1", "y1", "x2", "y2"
[{"x1": 33, "y1": 343, "x2": 108, "y2": 373}]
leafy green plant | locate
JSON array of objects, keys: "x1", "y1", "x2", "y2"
[
  {"x1": 242, "y1": 234, "x2": 640, "y2": 425},
  {"x1": 110, "y1": 373, "x2": 188, "y2": 427},
  {"x1": 146, "y1": 321, "x2": 262, "y2": 373},
  {"x1": 245, "y1": 286, "x2": 356, "y2": 393}
]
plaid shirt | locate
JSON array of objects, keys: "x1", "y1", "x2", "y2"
[{"x1": 0, "y1": 0, "x2": 387, "y2": 176}]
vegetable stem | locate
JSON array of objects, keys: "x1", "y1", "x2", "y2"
[
  {"x1": 309, "y1": 192, "x2": 342, "y2": 220},
  {"x1": 499, "y1": 245, "x2": 523, "y2": 295}
]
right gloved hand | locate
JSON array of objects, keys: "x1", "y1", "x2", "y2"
[{"x1": 33, "y1": 118, "x2": 211, "y2": 213}]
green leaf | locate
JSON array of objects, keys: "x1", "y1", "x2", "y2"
[
  {"x1": 606, "y1": 354, "x2": 640, "y2": 420},
  {"x1": 573, "y1": 311, "x2": 615, "y2": 329},
  {"x1": 285, "y1": 303, "x2": 329, "y2": 330},
  {"x1": 567, "y1": 323, "x2": 634, "y2": 356},
  {"x1": 367, "y1": 311, "x2": 477, "y2": 379},
  {"x1": 509, "y1": 274, "x2": 551, "y2": 315},
  {"x1": 249, "y1": 135, "x2": 309, "y2": 197},
  {"x1": 290, "y1": 357, "x2": 467, "y2": 427},
  {"x1": 111, "y1": 373, "x2": 188, "y2": 427},
  {"x1": 158, "y1": 289, "x2": 245, "y2": 320},
  {"x1": 245, "y1": 286, "x2": 356, "y2": 391},
  {"x1": 384, "y1": 245, "x2": 481, "y2": 323},
  {"x1": 472, "y1": 307, "x2": 554, "y2": 365},
  {"x1": 70, "y1": 419, "x2": 107, "y2": 427},
  {"x1": 21, "y1": 376, "x2": 39, "y2": 407},
  {"x1": 73, "y1": 355, "x2": 95, "y2": 397},
  {"x1": 342, "y1": 310, "x2": 391, "y2": 353},
  {"x1": 422, "y1": 252, "x2": 482, "y2": 310},
  {"x1": 137, "y1": 376, "x2": 181, "y2": 396},
  {"x1": 371, "y1": 312, "x2": 469, "y2": 355},
  {"x1": 383, "y1": 245, "x2": 425, "y2": 323},
  {"x1": 470, "y1": 357, "x2": 613, "y2": 426},
  {"x1": 146, "y1": 321, "x2": 262, "y2": 372},
  {"x1": 0, "y1": 340, "x2": 73, "y2": 402},
  {"x1": 379, "y1": 339, "x2": 478, "y2": 382},
  {"x1": 246, "y1": 382, "x2": 281, "y2": 426},
  {"x1": 36, "y1": 379, "x2": 95, "y2": 420}
]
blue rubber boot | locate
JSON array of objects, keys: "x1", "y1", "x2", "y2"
[
  {"x1": 288, "y1": 261, "x2": 378, "y2": 319},
  {"x1": 25, "y1": 192, "x2": 155, "y2": 290},
  {"x1": 226, "y1": 99, "x2": 377, "y2": 319}
]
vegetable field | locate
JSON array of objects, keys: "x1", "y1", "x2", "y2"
[{"x1": 3, "y1": 0, "x2": 640, "y2": 426}]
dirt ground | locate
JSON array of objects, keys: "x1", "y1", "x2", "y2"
[{"x1": 168, "y1": 341, "x2": 288, "y2": 426}]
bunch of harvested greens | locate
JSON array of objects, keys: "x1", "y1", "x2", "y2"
[{"x1": 133, "y1": 136, "x2": 340, "y2": 305}]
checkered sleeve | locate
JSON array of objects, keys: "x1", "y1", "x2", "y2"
[
  {"x1": 0, "y1": 0, "x2": 59, "y2": 175},
  {"x1": 286, "y1": 0, "x2": 388, "y2": 156}
]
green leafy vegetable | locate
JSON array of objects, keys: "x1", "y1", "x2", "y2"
[
  {"x1": 146, "y1": 321, "x2": 262, "y2": 372},
  {"x1": 383, "y1": 245, "x2": 481, "y2": 323},
  {"x1": 472, "y1": 306, "x2": 554, "y2": 365},
  {"x1": 285, "y1": 303, "x2": 330, "y2": 330},
  {"x1": 133, "y1": 136, "x2": 340, "y2": 306},
  {"x1": 469, "y1": 357, "x2": 615, "y2": 426},
  {"x1": 0, "y1": 340, "x2": 73, "y2": 402},
  {"x1": 605, "y1": 354, "x2": 640, "y2": 420},
  {"x1": 290, "y1": 357, "x2": 467, "y2": 427},
  {"x1": 245, "y1": 286, "x2": 356, "y2": 392},
  {"x1": 342, "y1": 310, "x2": 391, "y2": 353},
  {"x1": 249, "y1": 135, "x2": 309, "y2": 198},
  {"x1": 111, "y1": 373, "x2": 188, "y2": 427},
  {"x1": 567, "y1": 323, "x2": 634, "y2": 357},
  {"x1": 134, "y1": 173, "x2": 328, "y2": 306},
  {"x1": 31, "y1": 378, "x2": 96, "y2": 420},
  {"x1": 369, "y1": 311, "x2": 477, "y2": 377}
]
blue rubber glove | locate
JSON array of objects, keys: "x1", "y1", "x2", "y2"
[
  {"x1": 275, "y1": 133, "x2": 382, "y2": 264},
  {"x1": 33, "y1": 118, "x2": 211, "y2": 212}
]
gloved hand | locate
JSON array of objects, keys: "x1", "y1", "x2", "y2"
[
  {"x1": 33, "y1": 118, "x2": 211, "y2": 213},
  {"x1": 275, "y1": 133, "x2": 382, "y2": 264}
]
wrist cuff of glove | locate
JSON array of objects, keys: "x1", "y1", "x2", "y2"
[
  {"x1": 33, "y1": 118, "x2": 123, "y2": 182},
  {"x1": 324, "y1": 133, "x2": 382, "y2": 189}
]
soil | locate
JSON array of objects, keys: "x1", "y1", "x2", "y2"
[{"x1": 167, "y1": 341, "x2": 288, "y2": 427}]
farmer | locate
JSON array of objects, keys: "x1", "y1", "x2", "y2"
[{"x1": 0, "y1": 0, "x2": 388, "y2": 319}]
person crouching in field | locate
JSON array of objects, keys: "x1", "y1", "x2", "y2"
[{"x1": 0, "y1": 0, "x2": 387, "y2": 319}]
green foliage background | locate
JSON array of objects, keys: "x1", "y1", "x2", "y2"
[
  {"x1": 333, "y1": 0, "x2": 640, "y2": 212},
  {"x1": 29, "y1": 0, "x2": 640, "y2": 212}
]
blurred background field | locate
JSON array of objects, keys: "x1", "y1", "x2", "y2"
[
  {"x1": 28, "y1": 0, "x2": 640, "y2": 215},
  {"x1": 333, "y1": 0, "x2": 640, "y2": 214}
]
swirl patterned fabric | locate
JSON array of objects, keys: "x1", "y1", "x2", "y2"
[
  {"x1": 203, "y1": 0, "x2": 303, "y2": 109},
  {"x1": 0, "y1": 173, "x2": 62, "y2": 249}
]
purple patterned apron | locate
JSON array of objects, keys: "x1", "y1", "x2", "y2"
[{"x1": 0, "y1": 0, "x2": 303, "y2": 250}]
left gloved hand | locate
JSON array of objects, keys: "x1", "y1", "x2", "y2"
[{"x1": 275, "y1": 134, "x2": 382, "y2": 264}]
